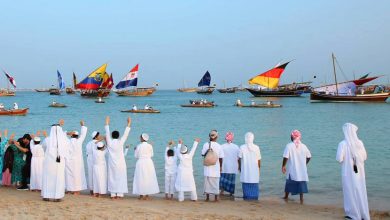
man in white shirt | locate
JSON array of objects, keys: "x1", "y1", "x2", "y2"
[
  {"x1": 219, "y1": 132, "x2": 239, "y2": 197},
  {"x1": 282, "y1": 130, "x2": 311, "y2": 203},
  {"x1": 201, "y1": 130, "x2": 224, "y2": 202}
]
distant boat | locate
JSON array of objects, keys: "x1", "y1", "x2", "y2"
[
  {"x1": 50, "y1": 70, "x2": 65, "y2": 95},
  {"x1": 0, "y1": 70, "x2": 16, "y2": 97},
  {"x1": 76, "y1": 64, "x2": 113, "y2": 98},
  {"x1": 217, "y1": 81, "x2": 237, "y2": 93},
  {"x1": 114, "y1": 64, "x2": 157, "y2": 97},
  {"x1": 310, "y1": 54, "x2": 389, "y2": 103},
  {"x1": 35, "y1": 88, "x2": 50, "y2": 92},
  {"x1": 181, "y1": 99, "x2": 216, "y2": 108},
  {"x1": 65, "y1": 73, "x2": 77, "y2": 94},
  {"x1": 196, "y1": 71, "x2": 215, "y2": 94},
  {"x1": 177, "y1": 80, "x2": 197, "y2": 93},
  {"x1": 121, "y1": 109, "x2": 160, "y2": 113},
  {"x1": 49, "y1": 102, "x2": 67, "y2": 108},
  {"x1": 235, "y1": 101, "x2": 282, "y2": 108},
  {"x1": 246, "y1": 62, "x2": 303, "y2": 97}
]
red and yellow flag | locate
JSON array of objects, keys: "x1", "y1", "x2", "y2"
[{"x1": 248, "y1": 62, "x2": 290, "y2": 88}]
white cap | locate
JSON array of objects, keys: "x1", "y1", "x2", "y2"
[
  {"x1": 91, "y1": 131, "x2": 98, "y2": 139},
  {"x1": 33, "y1": 137, "x2": 41, "y2": 142},
  {"x1": 73, "y1": 131, "x2": 79, "y2": 136},
  {"x1": 141, "y1": 133, "x2": 149, "y2": 141},
  {"x1": 97, "y1": 142, "x2": 104, "y2": 148},
  {"x1": 180, "y1": 145, "x2": 188, "y2": 154}
]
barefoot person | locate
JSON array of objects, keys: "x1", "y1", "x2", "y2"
[
  {"x1": 92, "y1": 142, "x2": 108, "y2": 197},
  {"x1": 133, "y1": 133, "x2": 159, "y2": 200},
  {"x1": 65, "y1": 121, "x2": 88, "y2": 195},
  {"x1": 336, "y1": 123, "x2": 370, "y2": 220},
  {"x1": 175, "y1": 138, "x2": 200, "y2": 202},
  {"x1": 219, "y1": 132, "x2": 240, "y2": 197},
  {"x1": 238, "y1": 132, "x2": 261, "y2": 201},
  {"x1": 41, "y1": 119, "x2": 71, "y2": 202},
  {"x1": 105, "y1": 116, "x2": 131, "y2": 199},
  {"x1": 86, "y1": 131, "x2": 101, "y2": 195},
  {"x1": 201, "y1": 130, "x2": 224, "y2": 202},
  {"x1": 29, "y1": 133, "x2": 45, "y2": 191},
  {"x1": 164, "y1": 141, "x2": 177, "y2": 200},
  {"x1": 282, "y1": 130, "x2": 311, "y2": 203}
]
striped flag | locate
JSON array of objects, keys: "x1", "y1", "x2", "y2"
[
  {"x1": 3, "y1": 70, "x2": 16, "y2": 88},
  {"x1": 248, "y1": 62, "x2": 290, "y2": 89}
]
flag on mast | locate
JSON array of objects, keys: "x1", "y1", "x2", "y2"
[
  {"x1": 3, "y1": 70, "x2": 16, "y2": 88},
  {"x1": 248, "y1": 62, "x2": 290, "y2": 89}
]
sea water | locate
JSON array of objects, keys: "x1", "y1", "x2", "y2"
[{"x1": 0, "y1": 91, "x2": 389, "y2": 210}]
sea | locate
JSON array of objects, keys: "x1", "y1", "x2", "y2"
[{"x1": 0, "y1": 91, "x2": 389, "y2": 210}]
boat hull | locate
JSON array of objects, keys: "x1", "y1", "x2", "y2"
[
  {"x1": 0, "y1": 91, "x2": 15, "y2": 96},
  {"x1": 0, "y1": 108, "x2": 29, "y2": 116},
  {"x1": 236, "y1": 104, "x2": 282, "y2": 108},
  {"x1": 181, "y1": 104, "x2": 215, "y2": 108},
  {"x1": 49, "y1": 104, "x2": 67, "y2": 108},
  {"x1": 217, "y1": 88, "x2": 236, "y2": 93},
  {"x1": 310, "y1": 92, "x2": 389, "y2": 102},
  {"x1": 121, "y1": 109, "x2": 160, "y2": 113},
  {"x1": 80, "y1": 89, "x2": 110, "y2": 98},
  {"x1": 246, "y1": 88, "x2": 302, "y2": 97},
  {"x1": 196, "y1": 87, "x2": 215, "y2": 94},
  {"x1": 116, "y1": 88, "x2": 155, "y2": 97},
  {"x1": 177, "y1": 88, "x2": 197, "y2": 93}
]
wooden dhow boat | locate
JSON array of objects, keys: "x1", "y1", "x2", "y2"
[
  {"x1": 196, "y1": 71, "x2": 215, "y2": 94},
  {"x1": 114, "y1": 64, "x2": 156, "y2": 97},
  {"x1": 49, "y1": 102, "x2": 67, "y2": 107},
  {"x1": 121, "y1": 109, "x2": 160, "y2": 113},
  {"x1": 235, "y1": 101, "x2": 282, "y2": 108},
  {"x1": 1, "y1": 70, "x2": 16, "y2": 96},
  {"x1": 76, "y1": 64, "x2": 113, "y2": 98},
  {"x1": 181, "y1": 100, "x2": 216, "y2": 108},
  {"x1": 0, "y1": 108, "x2": 29, "y2": 116},
  {"x1": 177, "y1": 80, "x2": 197, "y2": 92}
]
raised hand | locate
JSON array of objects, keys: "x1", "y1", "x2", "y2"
[
  {"x1": 59, "y1": 119, "x2": 65, "y2": 126},
  {"x1": 195, "y1": 138, "x2": 200, "y2": 143},
  {"x1": 80, "y1": 120, "x2": 85, "y2": 126},
  {"x1": 105, "y1": 116, "x2": 110, "y2": 125},
  {"x1": 168, "y1": 140, "x2": 175, "y2": 146},
  {"x1": 36, "y1": 131, "x2": 41, "y2": 136},
  {"x1": 178, "y1": 139, "x2": 183, "y2": 144},
  {"x1": 10, "y1": 133, "x2": 15, "y2": 140},
  {"x1": 4, "y1": 129, "x2": 8, "y2": 137},
  {"x1": 42, "y1": 130, "x2": 48, "y2": 137},
  {"x1": 127, "y1": 117, "x2": 131, "y2": 127}
]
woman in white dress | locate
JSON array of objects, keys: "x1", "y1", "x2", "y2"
[
  {"x1": 30, "y1": 135, "x2": 45, "y2": 191},
  {"x1": 175, "y1": 138, "x2": 199, "y2": 202},
  {"x1": 133, "y1": 133, "x2": 159, "y2": 200},
  {"x1": 92, "y1": 141, "x2": 107, "y2": 197}
]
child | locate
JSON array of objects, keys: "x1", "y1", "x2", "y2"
[
  {"x1": 30, "y1": 135, "x2": 45, "y2": 191},
  {"x1": 175, "y1": 138, "x2": 200, "y2": 202},
  {"x1": 92, "y1": 142, "x2": 107, "y2": 197},
  {"x1": 165, "y1": 141, "x2": 177, "y2": 200}
]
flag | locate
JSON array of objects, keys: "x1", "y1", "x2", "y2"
[
  {"x1": 73, "y1": 72, "x2": 77, "y2": 89},
  {"x1": 248, "y1": 62, "x2": 290, "y2": 89},
  {"x1": 3, "y1": 70, "x2": 16, "y2": 88},
  {"x1": 76, "y1": 63, "x2": 107, "y2": 90},
  {"x1": 57, "y1": 70, "x2": 65, "y2": 89},
  {"x1": 115, "y1": 64, "x2": 139, "y2": 89}
]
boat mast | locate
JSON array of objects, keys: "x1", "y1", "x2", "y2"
[{"x1": 332, "y1": 53, "x2": 339, "y2": 95}]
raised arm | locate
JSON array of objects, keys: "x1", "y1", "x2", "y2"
[
  {"x1": 78, "y1": 121, "x2": 88, "y2": 144},
  {"x1": 120, "y1": 117, "x2": 131, "y2": 146},
  {"x1": 189, "y1": 138, "x2": 200, "y2": 157},
  {"x1": 105, "y1": 116, "x2": 112, "y2": 146}
]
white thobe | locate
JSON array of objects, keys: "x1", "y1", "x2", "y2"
[
  {"x1": 337, "y1": 140, "x2": 370, "y2": 220},
  {"x1": 201, "y1": 141, "x2": 224, "y2": 177},
  {"x1": 92, "y1": 147, "x2": 107, "y2": 194},
  {"x1": 283, "y1": 142, "x2": 311, "y2": 181},
  {"x1": 175, "y1": 142, "x2": 198, "y2": 193},
  {"x1": 105, "y1": 125, "x2": 130, "y2": 194},
  {"x1": 239, "y1": 144, "x2": 261, "y2": 183},
  {"x1": 41, "y1": 126, "x2": 70, "y2": 199},
  {"x1": 86, "y1": 139, "x2": 98, "y2": 191},
  {"x1": 65, "y1": 126, "x2": 87, "y2": 191},
  {"x1": 30, "y1": 140, "x2": 45, "y2": 190},
  {"x1": 133, "y1": 142, "x2": 159, "y2": 195},
  {"x1": 165, "y1": 146, "x2": 177, "y2": 194}
]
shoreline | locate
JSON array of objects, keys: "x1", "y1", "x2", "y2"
[{"x1": 1, "y1": 187, "x2": 389, "y2": 219}]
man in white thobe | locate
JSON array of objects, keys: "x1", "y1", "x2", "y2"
[
  {"x1": 41, "y1": 120, "x2": 70, "y2": 202},
  {"x1": 65, "y1": 121, "x2": 87, "y2": 194},
  {"x1": 336, "y1": 123, "x2": 370, "y2": 220},
  {"x1": 105, "y1": 116, "x2": 131, "y2": 199},
  {"x1": 86, "y1": 131, "x2": 101, "y2": 195}
]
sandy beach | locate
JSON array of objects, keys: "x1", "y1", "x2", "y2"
[{"x1": 0, "y1": 188, "x2": 388, "y2": 220}]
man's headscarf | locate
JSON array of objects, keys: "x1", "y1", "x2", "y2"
[
  {"x1": 46, "y1": 125, "x2": 70, "y2": 159},
  {"x1": 291, "y1": 130, "x2": 301, "y2": 148},
  {"x1": 225, "y1": 132, "x2": 234, "y2": 143},
  {"x1": 342, "y1": 123, "x2": 365, "y2": 163},
  {"x1": 245, "y1": 132, "x2": 256, "y2": 151}
]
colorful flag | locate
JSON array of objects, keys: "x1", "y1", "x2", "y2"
[
  {"x1": 248, "y1": 62, "x2": 290, "y2": 89},
  {"x1": 76, "y1": 63, "x2": 107, "y2": 90},
  {"x1": 3, "y1": 70, "x2": 16, "y2": 88},
  {"x1": 115, "y1": 64, "x2": 139, "y2": 89}
]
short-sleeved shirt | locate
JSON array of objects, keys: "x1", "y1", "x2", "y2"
[
  {"x1": 201, "y1": 141, "x2": 224, "y2": 177},
  {"x1": 283, "y1": 142, "x2": 311, "y2": 181},
  {"x1": 239, "y1": 144, "x2": 261, "y2": 183},
  {"x1": 221, "y1": 143, "x2": 240, "y2": 174}
]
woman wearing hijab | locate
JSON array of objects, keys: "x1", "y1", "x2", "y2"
[
  {"x1": 281, "y1": 130, "x2": 311, "y2": 203},
  {"x1": 133, "y1": 133, "x2": 160, "y2": 200},
  {"x1": 219, "y1": 132, "x2": 240, "y2": 197},
  {"x1": 238, "y1": 132, "x2": 261, "y2": 200},
  {"x1": 2, "y1": 132, "x2": 15, "y2": 186},
  {"x1": 336, "y1": 123, "x2": 370, "y2": 220},
  {"x1": 41, "y1": 119, "x2": 71, "y2": 202},
  {"x1": 11, "y1": 138, "x2": 26, "y2": 186},
  {"x1": 0, "y1": 130, "x2": 9, "y2": 183}
]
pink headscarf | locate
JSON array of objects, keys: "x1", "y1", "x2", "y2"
[
  {"x1": 225, "y1": 132, "x2": 234, "y2": 143},
  {"x1": 291, "y1": 130, "x2": 301, "y2": 147}
]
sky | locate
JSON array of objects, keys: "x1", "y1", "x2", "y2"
[{"x1": 1, "y1": 0, "x2": 390, "y2": 89}]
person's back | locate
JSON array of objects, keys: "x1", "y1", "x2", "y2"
[
  {"x1": 284, "y1": 142, "x2": 310, "y2": 181},
  {"x1": 239, "y1": 143, "x2": 260, "y2": 183},
  {"x1": 135, "y1": 142, "x2": 153, "y2": 159},
  {"x1": 221, "y1": 143, "x2": 239, "y2": 174}
]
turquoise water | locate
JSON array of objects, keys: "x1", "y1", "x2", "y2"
[{"x1": 0, "y1": 91, "x2": 389, "y2": 210}]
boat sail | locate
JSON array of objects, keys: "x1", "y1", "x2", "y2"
[
  {"x1": 196, "y1": 71, "x2": 215, "y2": 94},
  {"x1": 246, "y1": 62, "x2": 302, "y2": 97},
  {"x1": 76, "y1": 64, "x2": 112, "y2": 97},
  {"x1": 310, "y1": 54, "x2": 389, "y2": 102},
  {"x1": 66, "y1": 72, "x2": 77, "y2": 94},
  {"x1": 114, "y1": 64, "x2": 156, "y2": 97},
  {"x1": 50, "y1": 70, "x2": 65, "y2": 95},
  {"x1": 1, "y1": 70, "x2": 16, "y2": 96}
]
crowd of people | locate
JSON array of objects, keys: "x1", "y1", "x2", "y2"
[{"x1": 0, "y1": 119, "x2": 370, "y2": 220}]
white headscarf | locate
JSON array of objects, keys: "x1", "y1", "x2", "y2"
[
  {"x1": 46, "y1": 125, "x2": 70, "y2": 159},
  {"x1": 245, "y1": 132, "x2": 256, "y2": 151},
  {"x1": 342, "y1": 123, "x2": 365, "y2": 163}
]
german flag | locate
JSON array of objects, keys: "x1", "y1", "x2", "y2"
[{"x1": 248, "y1": 62, "x2": 290, "y2": 89}]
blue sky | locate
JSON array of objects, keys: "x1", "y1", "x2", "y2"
[{"x1": 1, "y1": 1, "x2": 389, "y2": 89}]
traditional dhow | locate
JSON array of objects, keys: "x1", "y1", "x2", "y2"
[
  {"x1": 115, "y1": 64, "x2": 156, "y2": 97},
  {"x1": 181, "y1": 100, "x2": 216, "y2": 108},
  {"x1": 121, "y1": 109, "x2": 160, "y2": 113},
  {"x1": 196, "y1": 71, "x2": 215, "y2": 94},
  {"x1": 0, "y1": 108, "x2": 29, "y2": 116},
  {"x1": 0, "y1": 70, "x2": 16, "y2": 96},
  {"x1": 76, "y1": 64, "x2": 113, "y2": 98}
]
